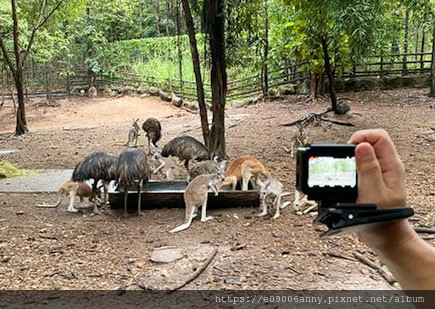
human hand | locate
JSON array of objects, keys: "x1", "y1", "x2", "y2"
[{"x1": 349, "y1": 129, "x2": 406, "y2": 208}]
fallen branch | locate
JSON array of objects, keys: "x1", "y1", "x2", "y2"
[
  {"x1": 323, "y1": 251, "x2": 355, "y2": 262},
  {"x1": 169, "y1": 247, "x2": 218, "y2": 292},
  {"x1": 353, "y1": 252, "x2": 396, "y2": 285},
  {"x1": 280, "y1": 108, "x2": 333, "y2": 127},
  {"x1": 414, "y1": 228, "x2": 435, "y2": 234},
  {"x1": 320, "y1": 118, "x2": 355, "y2": 127}
]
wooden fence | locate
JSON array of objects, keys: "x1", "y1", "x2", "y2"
[{"x1": 0, "y1": 51, "x2": 432, "y2": 100}]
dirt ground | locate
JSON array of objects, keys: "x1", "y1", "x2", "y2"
[{"x1": 0, "y1": 89, "x2": 434, "y2": 290}]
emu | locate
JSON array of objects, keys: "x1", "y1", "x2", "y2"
[
  {"x1": 142, "y1": 117, "x2": 162, "y2": 152},
  {"x1": 160, "y1": 136, "x2": 210, "y2": 172},
  {"x1": 72, "y1": 151, "x2": 118, "y2": 214},
  {"x1": 117, "y1": 147, "x2": 151, "y2": 217},
  {"x1": 188, "y1": 156, "x2": 223, "y2": 182}
]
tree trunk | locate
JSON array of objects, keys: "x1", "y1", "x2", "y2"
[
  {"x1": 14, "y1": 67, "x2": 29, "y2": 135},
  {"x1": 421, "y1": 31, "x2": 426, "y2": 69},
  {"x1": 155, "y1": 1, "x2": 161, "y2": 37},
  {"x1": 402, "y1": 10, "x2": 409, "y2": 75},
  {"x1": 262, "y1": 0, "x2": 269, "y2": 96},
  {"x1": 45, "y1": 65, "x2": 55, "y2": 105},
  {"x1": 181, "y1": 0, "x2": 210, "y2": 147},
  {"x1": 205, "y1": 0, "x2": 227, "y2": 158},
  {"x1": 321, "y1": 37, "x2": 338, "y2": 113},
  {"x1": 165, "y1": 0, "x2": 171, "y2": 37},
  {"x1": 430, "y1": 24, "x2": 435, "y2": 97}
]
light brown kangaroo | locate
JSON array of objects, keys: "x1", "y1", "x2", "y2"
[
  {"x1": 220, "y1": 156, "x2": 270, "y2": 190},
  {"x1": 169, "y1": 161, "x2": 225, "y2": 233},
  {"x1": 36, "y1": 180, "x2": 95, "y2": 212}
]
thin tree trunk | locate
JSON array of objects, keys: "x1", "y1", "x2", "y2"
[
  {"x1": 402, "y1": 10, "x2": 409, "y2": 75},
  {"x1": 421, "y1": 31, "x2": 426, "y2": 69},
  {"x1": 414, "y1": 23, "x2": 419, "y2": 60},
  {"x1": 165, "y1": 0, "x2": 171, "y2": 37},
  {"x1": 15, "y1": 67, "x2": 28, "y2": 135},
  {"x1": 430, "y1": 24, "x2": 435, "y2": 97},
  {"x1": 321, "y1": 37, "x2": 338, "y2": 113},
  {"x1": 262, "y1": 0, "x2": 269, "y2": 96},
  {"x1": 176, "y1": 0, "x2": 183, "y2": 96},
  {"x1": 205, "y1": 0, "x2": 227, "y2": 158},
  {"x1": 155, "y1": 0, "x2": 161, "y2": 37},
  {"x1": 181, "y1": 0, "x2": 210, "y2": 147},
  {"x1": 45, "y1": 65, "x2": 54, "y2": 105}
]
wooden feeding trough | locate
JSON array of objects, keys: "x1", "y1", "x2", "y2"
[{"x1": 109, "y1": 180, "x2": 260, "y2": 210}]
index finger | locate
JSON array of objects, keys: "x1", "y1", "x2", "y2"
[
  {"x1": 350, "y1": 129, "x2": 405, "y2": 187},
  {"x1": 350, "y1": 129, "x2": 399, "y2": 168}
]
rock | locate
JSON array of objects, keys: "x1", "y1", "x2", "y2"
[
  {"x1": 16, "y1": 211, "x2": 24, "y2": 215},
  {"x1": 225, "y1": 278, "x2": 242, "y2": 286},
  {"x1": 150, "y1": 247, "x2": 183, "y2": 264},
  {"x1": 159, "y1": 90, "x2": 172, "y2": 102},
  {"x1": 149, "y1": 87, "x2": 160, "y2": 96},
  {"x1": 183, "y1": 101, "x2": 198, "y2": 111},
  {"x1": 79, "y1": 89, "x2": 86, "y2": 97},
  {"x1": 171, "y1": 92, "x2": 183, "y2": 107},
  {"x1": 1, "y1": 255, "x2": 10, "y2": 263},
  {"x1": 123, "y1": 86, "x2": 135, "y2": 95},
  {"x1": 137, "y1": 86, "x2": 150, "y2": 94}
]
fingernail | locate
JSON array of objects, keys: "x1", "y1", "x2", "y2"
[{"x1": 357, "y1": 147, "x2": 372, "y2": 161}]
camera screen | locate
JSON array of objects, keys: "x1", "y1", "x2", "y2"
[{"x1": 308, "y1": 156, "x2": 356, "y2": 188}]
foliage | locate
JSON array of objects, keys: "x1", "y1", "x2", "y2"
[{"x1": 0, "y1": 161, "x2": 30, "y2": 178}]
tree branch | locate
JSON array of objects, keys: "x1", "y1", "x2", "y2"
[
  {"x1": 11, "y1": 0, "x2": 20, "y2": 70},
  {"x1": 22, "y1": 0, "x2": 65, "y2": 67},
  {"x1": 0, "y1": 31, "x2": 16, "y2": 79}
]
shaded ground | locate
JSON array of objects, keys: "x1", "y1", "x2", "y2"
[{"x1": 0, "y1": 89, "x2": 434, "y2": 290}]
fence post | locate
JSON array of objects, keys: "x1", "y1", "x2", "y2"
[{"x1": 380, "y1": 56, "x2": 384, "y2": 76}]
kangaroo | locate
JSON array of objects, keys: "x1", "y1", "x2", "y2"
[
  {"x1": 289, "y1": 123, "x2": 307, "y2": 158},
  {"x1": 169, "y1": 161, "x2": 225, "y2": 233},
  {"x1": 220, "y1": 156, "x2": 270, "y2": 191},
  {"x1": 257, "y1": 178, "x2": 291, "y2": 220},
  {"x1": 293, "y1": 189, "x2": 318, "y2": 214},
  {"x1": 126, "y1": 118, "x2": 140, "y2": 147},
  {"x1": 36, "y1": 180, "x2": 95, "y2": 213},
  {"x1": 150, "y1": 145, "x2": 188, "y2": 181}
]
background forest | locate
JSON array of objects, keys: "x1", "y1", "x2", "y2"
[{"x1": 0, "y1": 0, "x2": 434, "y2": 151}]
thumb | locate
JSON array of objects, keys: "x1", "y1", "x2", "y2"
[{"x1": 355, "y1": 143, "x2": 386, "y2": 204}]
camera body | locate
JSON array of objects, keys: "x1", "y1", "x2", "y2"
[
  {"x1": 296, "y1": 143, "x2": 357, "y2": 204},
  {"x1": 295, "y1": 143, "x2": 413, "y2": 236}
]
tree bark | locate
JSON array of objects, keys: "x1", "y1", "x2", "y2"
[
  {"x1": 430, "y1": 24, "x2": 435, "y2": 97},
  {"x1": 14, "y1": 67, "x2": 28, "y2": 135},
  {"x1": 421, "y1": 31, "x2": 426, "y2": 69},
  {"x1": 205, "y1": 0, "x2": 227, "y2": 158},
  {"x1": 262, "y1": 0, "x2": 269, "y2": 96},
  {"x1": 181, "y1": 0, "x2": 210, "y2": 147},
  {"x1": 402, "y1": 10, "x2": 409, "y2": 75},
  {"x1": 165, "y1": 0, "x2": 171, "y2": 37},
  {"x1": 11, "y1": 0, "x2": 28, "y2": 135},
  {"x1": 321, "y1": 37, "x2": 338, "y2": 113},
  {"x1": 44, "y1": 65, "x2": 55, "y2": 105}
]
